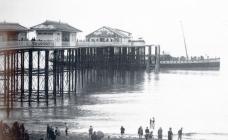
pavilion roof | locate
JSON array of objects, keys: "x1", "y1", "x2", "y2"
[
  {"x1": 0, "y1": 22, "x2": 28, "y2": 32},
  {"x1": 31, "y1": 20, "x2": 82, "y2": 33}
]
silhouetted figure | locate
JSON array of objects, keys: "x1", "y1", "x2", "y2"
[
  {"x1": 158, "y1": 127, "x2": 163, "y2": 140},
  {"x1": 149, "y1": 131, "x2": 153, "y2": 139},
  {"x1": 47, "y1": 124, "x2": 50, "y2": 139},
  {"x1": 0, "y1": 120, "x2": 3, "y2": 140},
  {"x1": 12, "y1": 121, "x2": 20, "y2": 138},
  {"x1": 89, "y1": 126, "x2": 93, "y2": 139},
  {"x1": 152, "y1": 117, "x2": 155, "y2": 129},
  {"x1": 138, "y1": 126, "x2": 143, "y2": 139},
  {"x1": 120, "y1": 126, "x2": 125, "y2": 136},
  {"x1": 91, "y1": 131, "x2": 98, "y2": 140},
  {"x1": 55, "y1": 127, "x2": 60, "y2": 136},
  {"x1": 178, "y1": 128, "x2": 183, "y2": 140},
  {"x1": 65, "y1": 123, "x2": 69, "y2": 136},
  {"x1": 20, "y1": 123, "x2": 25, "y2": 139},
  {"x1": 50, "y1": 127, "x2": 56, "y2": 140},
  {"x1": 145, "y1": 127, "x2": 149, "y2": 140},
  {"x1": 24, "y1": 130, "x2": 29, "y2": 140},
  {"x1": 168, "y1": 128, "x2": 173, "y2": 140}
]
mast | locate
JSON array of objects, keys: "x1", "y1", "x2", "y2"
[{"x1": 180, "y1": 21, "x2": 189, "y2": 60}]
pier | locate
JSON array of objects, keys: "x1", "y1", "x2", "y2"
[{"x1": 0, "y1": 41, "x2": 160, "y2": 107}]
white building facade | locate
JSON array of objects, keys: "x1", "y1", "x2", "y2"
[
  {"x1": 86, "y1": 26, "x2": 132, "y2": 43},
  {"x1": 31, "y1": 20, "x2": 81, "y2": 46}
]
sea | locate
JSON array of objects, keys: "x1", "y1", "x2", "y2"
[{"x1": 0, "y1": 61, "x2": 227, "y2": 140}]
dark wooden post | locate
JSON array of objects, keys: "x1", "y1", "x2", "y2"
[
  {"x1": 44, "y1": 50, "x2": 49, "y2": 105},
  {"x1": 20, "y1": 50, "x2": 24, "y2": 102},
  {"x1": 53, "y1": 50, "x2": 57, "y2": 104},
  {"x1": 37, "y1": 50, "x2": 40, "y2": 103},
  {"x1": 28, "y1": 50, "x2": 33, "y2": 105}
]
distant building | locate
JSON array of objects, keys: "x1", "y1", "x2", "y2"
[
  {"x1": 0, "y1": 22, "x2": 28, "y2": 41},
  {"x1": 30, "y1": 20, "x2": 82, "y2": 46},
  {"x1": 86, "y1": 26, "x2": 132, "y2": 42}
]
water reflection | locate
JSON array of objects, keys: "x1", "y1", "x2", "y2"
[{"x1": 0, "y1": 69, "x2": 227, "y2": 140}]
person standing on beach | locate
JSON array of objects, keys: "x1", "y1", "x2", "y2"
[
  {"x1": 178, "y1": 128, "x2": 183, "y2": 140},
  {"x1": 91, "y1": 131, "x2": 98, "y2": 140},
  {"x1": 145, "y1": 127, "x2": 150, "y2": 140},
  {"x1": 152, "y1": 117, "x2": 155, "y2": 129},
  {"x1": 65, "y1": 123, "x2": 69, "y2": 136},
  {"x1": 120, "y1": 126, "x2": 125, "y2": 136},
  {"x1": 168, "y1": 128, "x2": 173, "y2": 140},
  {"x1": 55, "y1": 127, "x2": 60, "y2": 136},
  {"x1": 157, "y1": 127, "x2": 163, "y2": 140},
  {"x1": 89, "y1": 126, "x2": 93, "y2": 139},
  {"x1": 46, "y1": 124, "x2": 50, "y2": 139},
  {"x1": 150, "y1": 118, "x2": 152, "y2": 129},
  {"x1": 138, "y1": 126, "x2": 143, "y2": 139}
]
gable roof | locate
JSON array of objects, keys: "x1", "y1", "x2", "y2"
[
  {"x1": 0, "y1": 22, "x2": 28, "y2": 31},
  {"x1": 86, "y1": 26, "x2": 131, "y2": 38},
  {"x1": 30, "y1": 20, "x2": 82, "y2": 33}
]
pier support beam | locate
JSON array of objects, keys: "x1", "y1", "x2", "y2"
[
  {"x1": 44, "y1": 50, "x2": 49, "y2": 105},
  {"x1": 28, "y1": 50, "x2": 33, "y2": 105},
  {"x1": 20, "y1": 51, "x2": 24, "y2": 102},
  {"x1": 155, "y1": 45, "x2": 160, "y2": 73},
  {"x1": 37, "y1": 50, "x2": 40, "y2": 103}
]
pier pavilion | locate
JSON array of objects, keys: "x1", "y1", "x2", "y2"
[
  {"x1": 0, "y1": 22, "x2": 28, "y2": 42},
  {"x1": 86, "y1": 26, "x2": 132, "y2": 42},
  {"x1": 30, "y1": 20, "x2": 82, "y2": 46}
]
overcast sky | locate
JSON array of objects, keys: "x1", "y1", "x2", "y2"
[{"x1": 0, "y1": 0, "x2": 227, "y2": 58}]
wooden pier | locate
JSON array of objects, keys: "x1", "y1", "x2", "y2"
[{"x1": 0, "y1": 41, "x2": 160, "y2": 107}]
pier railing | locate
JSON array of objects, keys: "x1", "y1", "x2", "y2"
[{"x1": 0, "y1": 40, "x2": 145, "y2": 50}]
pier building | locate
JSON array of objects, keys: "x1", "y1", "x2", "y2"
[
  {"x1": 0, "y1": 22, "x2": 28, "y2": 42},
  {"x1": 86, "y1": 26, "x2": 132, "y2": 43},
  {"x1": 30, "y1": 20, "x2": 82, "y2": 46}
]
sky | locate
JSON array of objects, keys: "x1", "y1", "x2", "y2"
[{"x1": 0, "y1": 0, "x2": 228, "y2": 58}]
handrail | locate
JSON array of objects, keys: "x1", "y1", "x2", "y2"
[{"x1": 0, "y1": 41, "x2": 145, "y2": 49}]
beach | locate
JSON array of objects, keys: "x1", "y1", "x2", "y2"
[{"x1": 29, "y1": 131, "x2": 162, "y2": 140}]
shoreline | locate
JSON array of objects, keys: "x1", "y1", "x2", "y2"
[
  {"x1": 29, "y1": 131, "x2": 162, "y2": 140},
  {"x1": 29, "y1": 131, "x2": 228, "y2": 140}
]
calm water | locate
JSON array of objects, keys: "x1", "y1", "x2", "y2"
[{"x1": 0, "y1": 66, "x2": 228, "y2": 140}]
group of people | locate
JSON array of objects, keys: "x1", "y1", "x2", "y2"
[
  {"x1": 137, "y1": 117, "x2": 183, "y2": 140},
  {"x1": 46, "y1": 124, "x2": 61, "y2": 140},
  {"x1": 88, "y1": 126, "x2": 104, "y2": 140},
  {"x1": 137, "y1": 126, "x2": 182, "y2": 140},
  {"x1": 129, "y1": 117, "x2": 183, "y2": 140},
  {"x1": 44, "y1": 117, "x2": 183, "y2": 140},
  {"x1": 89, "y1": 126, "x2": 97, "y2": 140},
  {"x1": 46, "y1": 122, "x2": 68, "y2": 140},
  {"x1": 0, "y1": 120, "x2": 29, "y2": 140}
]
